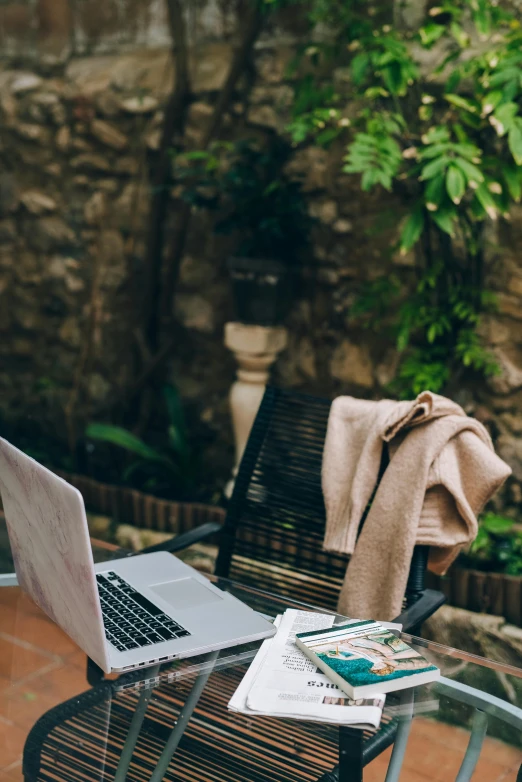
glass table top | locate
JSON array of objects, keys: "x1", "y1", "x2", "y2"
[{"x1": 2, "y1": 568, "x2": 522, "y2": 782}]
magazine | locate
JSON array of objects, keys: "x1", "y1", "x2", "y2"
[
  {"x1": 228, "y1": 609, "x2": 386, "y2": 729},
  {"x1": 295, "y1": 619, "x2": 440, "y2": 699}
]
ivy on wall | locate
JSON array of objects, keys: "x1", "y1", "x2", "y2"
[{"x1": 281, "y1": 0, "x2": 522, "y2": 396}]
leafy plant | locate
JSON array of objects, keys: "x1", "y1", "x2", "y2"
[
  {"x1": 286, "y1": 0, "x2": 522, "y2": 395},
  {"x1": 461, "y1": 513, "x2": 522, "y2": 576},
  {"x1": 173, "y1": 138, "x2": 312, "y2": 263},
  {"x1": 85, "y1": 386, "x2": 194, "y2": 498}
]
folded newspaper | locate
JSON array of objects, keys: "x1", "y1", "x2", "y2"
[{"x1": 228, "y1": 609, "x2": 387, "y2": 729}]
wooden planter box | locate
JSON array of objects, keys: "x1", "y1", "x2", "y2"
[
  {"x1": 57, "y1": 471, "x2": 226, "y2": 542},
  {"x1": 426, "y1": 567, "x2": 522, "y2": 627}
]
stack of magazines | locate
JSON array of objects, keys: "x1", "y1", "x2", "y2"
[{"x1": 228, "y1": 609, "x2": 440, "y2": 729}]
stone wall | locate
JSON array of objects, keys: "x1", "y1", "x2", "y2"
[{"x1": 1, "y1": 1, "x2": 522, "y2": 509}]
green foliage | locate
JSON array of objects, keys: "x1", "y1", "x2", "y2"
[
  {"x1": 343, "y1": 115, "x2": 404, "y2": 191},
  {"x1": 173, "y1": 138, "x2": 311, "y2": 263},
  {"x1": 86, "y1": 386, "x2": 194, "y2": 498},
  {"x1": 462, "y1": 513, "x2": 522, "y2": 576},
  {"x1": 286, "y1": 0, "x2": 522, "y2": 396},
  {"x1": 350, "y1": 263, "x2": 499, "y2": 397}
]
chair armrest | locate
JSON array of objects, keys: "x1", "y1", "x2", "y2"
[
  {"x1": 435, "y1": 677, "x2": 522, "y2": 730},
  {"x1": 138, "y1": 521, "x2": 223, "y2": 555},
  {"x1": 393, "y1": 589, "x2": 446, "y2": 633}
]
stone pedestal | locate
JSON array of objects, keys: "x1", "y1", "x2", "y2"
[{"x1": 224, "y1": 322, "x2": 288, "y2": 497}]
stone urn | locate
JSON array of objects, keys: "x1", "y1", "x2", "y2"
[{"x1": 227, "y1": 256, "x2": 293, "y2": 326}]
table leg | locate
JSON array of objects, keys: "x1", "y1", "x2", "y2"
[
  {"x1": 148, "y1": 651, "x2": 220, "y2": 782},
  {"x1": 114, "y1": 665, "x2": 161, "y2": 782},
  {"x1": 339, "y1": 726, "x2": 364, "y2": 782},
  {"x1": 384, "y1": 689, "x2": 414, "y2": 782}
]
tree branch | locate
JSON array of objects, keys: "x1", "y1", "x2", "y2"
[
  {"x1": 143, "y1": 0, "x2": 191, "y2": 352},
  {"x1": 159, "y1": 0, "x2": 265, "y2": 328}
]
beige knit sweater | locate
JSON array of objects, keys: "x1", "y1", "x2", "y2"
[{"x1": 322, "y1": 392, "x2": 511, "y2": 621}]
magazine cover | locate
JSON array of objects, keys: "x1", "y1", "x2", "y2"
[
  {"x1": 228, "y1": 610, "x2": 387, "y2": 728},
  {"x1": 295, "y1": 620, "x2": 439, "y2": 699}
]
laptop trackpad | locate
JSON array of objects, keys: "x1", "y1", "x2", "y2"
[{"x1": 151, "y1": 578, "x2": 223, "y2": 610}]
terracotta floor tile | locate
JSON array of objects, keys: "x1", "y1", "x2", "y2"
[
  {"x1": 400, "y1": 737, "x2": 515, "y2": 782},
  {"x1": 482, "y1": 736, "x2": 522, "y2": 769},
  {"x1": 6, "y1": 613, "x2": 77, "y2": 659},
  {"x1": 499, "y1": 765, "x2": 522, "y2": 782},
  {"x1": 470, "y1": 757, "x2": 521, "y2": 782},
  {"x1": 0, "y1": 588, "x2": 20, "y2": 609},
  {"x1": 0, "y1": 590, "x2": 77, "y2": 661},
  {"x1": 0, "y1": 763, "x2": 23, "y2": 782},
  {"x1": 412, "y1": 717, "x2": 470, "y2": 751},
  {"x1": 365, "y1": 750, "x2": 435, "y2": 782},
  {"x1": 0, "y1": 637, "x2": 56, "y2": 685},
  {"x1": 0, "y1": 722, "x2": 25, "y2": 770},
  {"x1": 413, "y1": 718, "x2": 522, "y2": 766},
  {"x1": 0, "y1": 591, "x2": 40, "y2": 618},
  {"x1": 64, "y1": 649, "x2": 88, "y2": 671},
  {"x1": 0, "y1": 684, "x2": 70, "y2": 732},
  {"x1": 0, "y1": 675, "x2": 11, "y2": 695},
  {"x1": 27, "y1": 663, "x2": 89, "y2": 703}
]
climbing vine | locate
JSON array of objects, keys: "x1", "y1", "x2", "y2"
[{"x1": 286, "y1": 0, "x2": 522, "y2": 395}]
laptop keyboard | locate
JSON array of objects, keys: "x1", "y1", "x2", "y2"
[{"x1": 96, "y1": 571, "x2": 191, "y2": 653}]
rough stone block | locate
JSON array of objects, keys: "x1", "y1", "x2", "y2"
[
  {"x1": 27, "y1": 216, "x2": 76, "y2": 252},
  {"x1": 330, "y1": 338, "x2": 374, "y2": 388}
]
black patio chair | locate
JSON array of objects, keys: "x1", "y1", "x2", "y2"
[
  {"x1": 24, "y1": 385, "x2": 446, "y2": 782},
  {"x1": 139, "y1": 385, "x2": 444, "y2": 633}
]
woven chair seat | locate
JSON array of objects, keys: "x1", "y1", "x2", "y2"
[{"x1": 24, "y1": 664, "x2": 398, "y2": 782}]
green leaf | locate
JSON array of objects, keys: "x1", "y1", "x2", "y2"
[
  {"x1": 453, "y1": 157, "x2": 485, "y2": 186},
  {"x1": 481, "y1": 91, "x2": 503, "y2": 115},
  {"x1": 502, "y1": 163, "x2": 521, "y2": 202},
  {"x1": 382, "y1": 62, "x2": 407, "y2": 96},
  {"x1": 489, "y1": 67, "x2": 522, "y2": 88},
  {"x1": 453, "y1": 123, "x2": 469, "y2": 144},
  {"x1": 452, "y1": 142, "x2": 482, "y2": 161},
  {"x1": 419, "y1": 143, "x2": 451, "y2": 160},
  {"x1": 492, "y1": 102, "x2": 519, "y2": 136},
  {"x1": 481, "y1": 513, "x2": 514, "y2": 535},
  {"x1": 430, "y1": 208, "x2": 456, "y2": 236},
  {"x1": 163, "y1": 385, "x2": 190, "y2": 461},
  {"x1": 450, "y1": 22, "x2": 469, "y2": 48},
  {"x1": 424, "y1": 174, "x2": 445, "y2": 209},
  {"x1": 475, "y1": 182, "x2": 498, "y2": 219},
  {"x1": 351, "y1": 52, "x2": 370, "y2": 84},
  {"x1": 86, "y1": 424, "x2": 166, "y2": 463},
  {"x1": 446, "y1": 165, "x2": 466, "y2": 204},
  {"x1": 316, "y1": 127, "x2": 340, "y2": 147},
  {"x1": 473, "y1": 5, "x2": 491, "y2": 38},
  {"x1": 422, "y1": 126, "x2": 450, "y2": 145},
  {"x1": 508, "y1": 122, "x2": 522, "y2": 166},
  {"x1": 400, "y1": 207, "x2": 424, "y2": 253},
  {"x1": 444, "y1": 94, "x2": 479, "y2": 114},
  {"x1": 427, "y1": 323, "x2": 438, "y2": 343},
  {"x1": 470, "y1": 526, "x2": 490, "y2": 553},
  {"x1": 445, "y1": 69, "x2": 461, "y2": 94},
  {"x1": 420, "y1": 155, "x2": 449, "y2": 180},
  {"x1": 419, "y1": 23, "x2": 446, "y2": 48}
]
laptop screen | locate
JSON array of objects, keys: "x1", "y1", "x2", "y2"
[{"x1": 0, "y1": 437, "x2": 111, "y2": 672}]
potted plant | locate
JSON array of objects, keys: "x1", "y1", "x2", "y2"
[
  {"x1": 84, "y1": 385, "x2": 195, "y2": 500},
  {"x1": 426, "y1": 512, "x2": 522, "y2": 626},
  {"x1": 176, "y1": 138, "x2": 312, "y2": 326}
]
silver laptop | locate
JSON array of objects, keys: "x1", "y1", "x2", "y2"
[{"x1": 0, "y1": 437, "x2": 275, "y2": 673}]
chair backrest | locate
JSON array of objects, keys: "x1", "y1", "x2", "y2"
[{"x1": 216, "y1": 386, "x2": 429, "y2": 613}]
